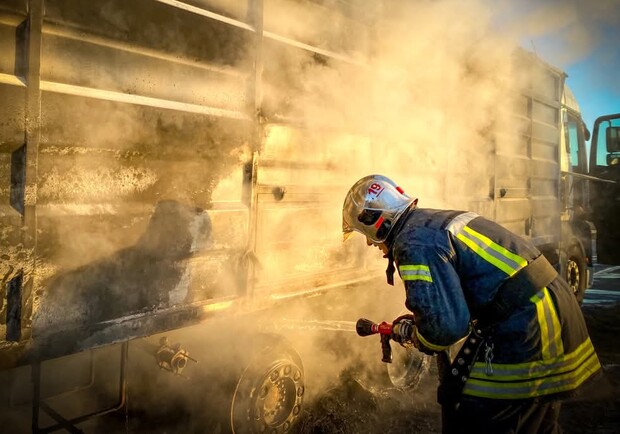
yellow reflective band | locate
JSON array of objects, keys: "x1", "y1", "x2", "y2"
[
  {"x1": 463, "y1": 352, "x2": 601, "y2": 399},
  {"x1": 529, "y1": 287, "x2": 564, "y2": 359},
  {"x1": 545, "y1": 288, "x2": 564, "y2": 356},
  {"x1": 399, "y1": 264, "x2": 433, "y2": 282},
  {"x1": 415, "y1": 328, "x2": 450, "y2": 351},
  {"x1": 462, "y1": 226, "x2": 528, "y2": 269},
  {"x1": 400, "y1": 265, "x2": 430, "y2": 271},
  {"x1": 402, "y1": 275, "x2": 433, "y2": 282},
  {"x1": 456, "y1": 226, "x2": 528, "y2": 276},
  {"x1": 469, "y1": 338, "x2": 596, "y2": 381},
  {"x1": 531, "y1": 290, "x2": 552, "y2": 359},
  {"x1": 456, "y1": 233, "x2": 515, "y2": 275}
]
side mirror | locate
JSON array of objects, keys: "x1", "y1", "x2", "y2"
[
  {"x1": 606, "y1": 154, "x2": 620, "y2": 166},
  {"x1": 606, "y1": 126, "x2": 620, "y2": 152}
]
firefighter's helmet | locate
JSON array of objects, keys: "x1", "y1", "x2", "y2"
[{"x1": 342, "y1": 175, "x2": 417, "y2": 243}]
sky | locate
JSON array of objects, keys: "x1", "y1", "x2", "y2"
[{"x1": 493, "y1": 0, "x2": 620, "y2": 135}]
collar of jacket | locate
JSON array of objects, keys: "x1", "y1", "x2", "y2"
[{"x1": 383, "y1": 204, "x2": 416, "y2": 285}]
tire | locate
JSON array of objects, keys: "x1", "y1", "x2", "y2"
[
  {"x1": 386, "y1": 343, "x2": 431, "y2": 390},
  {"x1": 230, "y1": 335, "x2": 305, "y2": 434},
  {"x1": 328, "y1": 329, "x2": 431, "y2": 402},
  {"x1": 566, "y1": 244, "x2": 587, "y2": 304}
]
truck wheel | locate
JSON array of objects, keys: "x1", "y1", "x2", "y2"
[
  {"x1": 566, "y1": 245, "x2": 586, "y2": 304},
  {"x1": 230, "y1": 335, "x2": 304, "y2": 434},
  {"x1": 352, "y1": 340, "x2": 430, "y2": 402},
  {"x1": 386, "y1": 343, "x2": 431, "y2": 390}
]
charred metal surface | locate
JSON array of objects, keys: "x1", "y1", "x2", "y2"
[
  {"x1": 45, "y1": 0, "x2": 252, "y2": 68},
  {"x1": 0, "y1": 0, "x2": 377, "y2": 373},
  {"x1": 33, "y1": 201, "x2": 211, "y2": 337},
  {"x1": 6, "y1": 271, "x2": 22, "y2": 341},
  {"x1": 28, "y1": 301, "x2": 202, "y2": 365},
  {"x1": 10, "y1": 144, "x2": 25, "y2": 214},
  {"x1": 0, "y1": 0, "x2": 259, "y2": 370}
]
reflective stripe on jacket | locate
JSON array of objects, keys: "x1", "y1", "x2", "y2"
[{"x1": 392, "y1": 208, "x2": 601, "y2": 400}]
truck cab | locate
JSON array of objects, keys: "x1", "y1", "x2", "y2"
[
  {"x1": 588, "y1": 113, "x2": 620, "y2": 265},
  {"x1": 558, "y1": 104, "x2": 620, "y2": 297}
]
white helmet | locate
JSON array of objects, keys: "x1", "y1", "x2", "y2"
[{"x1": 342, "y1": 175, "x2": 417, "y2": 243}]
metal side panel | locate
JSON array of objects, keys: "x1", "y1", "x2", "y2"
[
  {"x1": 1, "y1": 0, "x2": 258, "y2": 368},
  {"x1": 494, "y1": 52, "x2": 563, "y2": 245},
  {"x1": 0, "y1": 0, "x2": 381, "y2": 369},
  {"x1": 263, "y1": 0, "x2": 371, "y2": 56},
  {"x1": 0, "y1": 0, "x2": 30, "y2": 365},
  {"x1": 252, "y1": 123, "x2": 381, "y2": 297}
]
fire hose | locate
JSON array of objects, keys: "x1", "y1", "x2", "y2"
[{"x1": 355, "y1": 318, "x2": 394, "y2": 363}]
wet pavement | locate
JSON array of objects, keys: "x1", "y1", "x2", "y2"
[{"x1": 584, "y1": 265, "x2": 620, "y2": 305}]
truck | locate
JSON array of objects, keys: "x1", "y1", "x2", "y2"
[{"x1": 0, "y1": 0, "x2": 617, "y2": 433}]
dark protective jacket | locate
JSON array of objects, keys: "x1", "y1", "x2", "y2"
[{"x1": 391, "y1": 208, "x2": 601, "y2": 400}]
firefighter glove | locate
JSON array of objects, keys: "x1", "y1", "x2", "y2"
[{"x1": 391, "y1": 314, "x2": 415, "y2": 346}]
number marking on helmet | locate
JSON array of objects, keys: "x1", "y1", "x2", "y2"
[{"x1": 367, "y1": 183, "x2": 384, "y2": 197}]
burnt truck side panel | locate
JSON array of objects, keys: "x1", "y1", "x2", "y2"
[
  {"x1": 0, "y1": 0, "x2": 378, "y2": 369},
  {"x1": 0, "y1": 0, "x2": 257, "y2": 367}
]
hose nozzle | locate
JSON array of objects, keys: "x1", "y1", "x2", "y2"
[{"x1": 356, "y1": 318, "x2": 393, "y2": 363}]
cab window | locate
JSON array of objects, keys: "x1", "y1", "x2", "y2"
[
  {"x1": 564, "y1": 113, "x2": 586, "y2": 173},
  {"x1": 566, "y1": 120, "x2": 579, "y2": 167}
]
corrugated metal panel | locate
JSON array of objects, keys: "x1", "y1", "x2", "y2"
[
  {"x1": 0, "y1": 0, "x2": 379, "y2": 367},
  {"x1": 1, "y1": 0, "x2": 259, "y2": 365},
  {"x1": 253, "y1": 124, "x2": 377, "y2": 295},
  {"x1": 494, "y1": 51, "x2": 563, "y2": 243}
]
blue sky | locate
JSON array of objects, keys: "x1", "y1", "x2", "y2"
[
  {"x1": 495, "y1": 0, "x2": 620, "y2": 134},
  {"x1": 524, "y1": 23, "x2": 619, "y2": 135}
]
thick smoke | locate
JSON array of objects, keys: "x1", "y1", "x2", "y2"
[
  {"x1": 262, "y1": 0, "x2": 521, "y2": 211},
  {"x1": 238, "y1": 0, "x2": 520, "y2": 414}
]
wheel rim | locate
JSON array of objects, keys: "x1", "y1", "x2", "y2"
[
  {"x1": 232, "y1": 359, "x2": 304, "y2": 434},
  {"x1": 255, "y1": 361, "x2": 301, "y2": 428},
  {"x1": 386, "y1": 345, "x2": 429, "y2": 389},
  {"x1": 566, "y1": 258, "x2": 580, "y2": 294}
]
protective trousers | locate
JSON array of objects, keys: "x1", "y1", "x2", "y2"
[{"x1": 441, "y1": 395, "x2": 562, "y2": 434}]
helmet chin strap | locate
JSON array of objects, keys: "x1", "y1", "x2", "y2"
[
  {"x1": 382, "y1": 202, "x2": 417, "y2": 286},
  {"x1": 385, "y1": 251, "x2": 396, "y2": 286}
]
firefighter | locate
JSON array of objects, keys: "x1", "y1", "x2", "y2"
[{"x1": 342, "y1": 174, "x2": 602, "y2": 434}]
